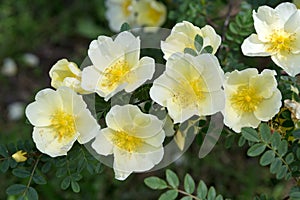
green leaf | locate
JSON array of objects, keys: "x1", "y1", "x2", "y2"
[
  {"x1": 215, "y1": 195, "x2": 224, "y2": 200},
  {"x1": 285, "y1": 153, "x2": 294, "y2": 164},
  {"x1": 276, "y1": 165, "x2": 288, "y2": 179},
  {"x1": 207, "y1": 187, "x2": 216, "y2": 200},
  {"x1": 238, "y1": 136, "x2": 246, "y2": 147},
  {"x1": 41, "y1": 162, "x2": 52, "y2": 174},
  {"x1": 201, "y1": 45, "x2": 213, "y2": 54},
  {"x1": 61, "y1": 176, "x2": 71, "y2": 190},
  {"x1": 159, "y1": 190, "x2": 178, "y2": 200},
  {"x1": 0, "y1": 144, "x2": 8, "y2": 157},
  {"x1": 270, "y1": 158, "x2": 282, "y2": 174},
  {"x1": 271, "y1": 132, "x2": 281, "y2": 149},
  {"x1": 180, "y1": 197, "x2": 192, "y2": 200},
  {"x1": 184, "y1": 48, "x2": 198, "y2": 56},
  {"x1": 6, "y1": 184, "x2": 26, "y2": 195},
  {"x1": 184, "y1": 174, "x2": 195, "y2": 194},
  {"x1": 120, "y1": 22, "x2": 131, "y2": 32},
  {"x1": 26, "y1": 187, "x2": 38, "y2": 200},
  {"x1": 166, "y1": 169, "x2": 179, "y2": 188},
  {"x1": 197, "y1": 180, "x2": 208, "y2": 199},
  {"x1": 12, "y1": 168, "x2": 31, "y2": 178},
  {"x1": 194, "y1": 34, "x2": 203, "y2": 52},
  {"x1": 241, "y1": 127, "x2": 259, "y2": 142},
  {"x1": 292, "y1": 129, "x2": 300, "y2": 139},
  {"x1": 290, "y1": 191, "x2": 300, "y2": 200},
  {"x1": 1, "y1": 159, "x2": 9, "y2": 173},
  {"x1": 259, "y1": 123, "x2": 271, "y2": 142},
  {"x1": 144, "y1": 177, "x2": 168, "y2": 190},
  {"x1": 247, "y1": 143, "x2": 266, "y2": 157},
  {"x1": 71, "y1": 181, "x2": 80, "y2": 193},
  {"x1": 260, "y1": 150, "x2": 275, "y2": 166},
  {"x1": 278, "y1": 140, "x2": 288, "y2": 156},
  {"x1": 33, "y1": 171, "x2": 47, "y2": 185}
]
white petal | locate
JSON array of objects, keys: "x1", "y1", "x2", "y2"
[
  {"x1": 284, "y1": 10, "x2": 300, "y2": 33},
  {"x1": 25, "y1": 88, "x2": 62, "y2": 127},
  {"x1": 75, "y1": 109, "x2": 100, "y2": 144},
  {"x1": 200, "y1": 25, "x2": 221, "y2": 54},
  {"x1": 81, "y1": 66, "x2": 102, "y2": 94},
  {"x1": 271, "y1": 53, "x2": 300, "y2": 76},
  {"x1": 125, "y1": 56, "x2": 155, "y2": 92},
  {"x1": 198, "y1": 90, "x2": 225, "y2": 115},
  {"x1": 143, "y1": 130, "x2": 165, "y2": 147},
  {"x1": 131, "y1": 114, "x2": 164, "y2": 138},
  {"x1": 91, "y1": 128, "x2": 114, "y2": 156},
  {"x1": 254, "y1": 89, "x2": 282, "y2": 121},
  {"x1": 249, "y1": 69, "x2": 277, "y2": 98},
  {"x1": 224, "y1": 68, "x2": 258, "y2": 86},
  {"x1": 241, "y1": 34, "x2": 271, "y2": 56},
  {"x1": 33, "y1": 127, "x2": 78, "y2": 157},
  {"x1": 275, "y1": 2, "x2": 297, "y2": 25},
  {"x1": 166, "y1": 98, "x2": 198, "y2": 123}
]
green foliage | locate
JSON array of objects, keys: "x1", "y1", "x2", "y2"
[
  {"x1": 242, "y1": 124, "x2": 297, "y2": 181},
  {"x1": 144, "y1": 169, "x2": 225, "y2": 200}
]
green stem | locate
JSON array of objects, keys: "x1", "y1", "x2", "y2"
[
  {"x1": 22, "y1": 155, "x2": 41, "y2": 197},
  {"x1": 0, "y1": 157, "x2": 9, "y2": 161},
  {"x1": 169, "y1": 186, "x2": 201, "y2": 200}
]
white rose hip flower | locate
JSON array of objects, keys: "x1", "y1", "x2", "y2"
[
  {"x1": 150, "y1": 53, "x2": 225, "y2": 123},
  {"x1": 92, "y1": 104, "x2": 165, "y2": 180},
  {"x1": 105, "y1": 0, "x2": 135, "y2": 32},
  {"x1": 81, "y1": 31, "x2": 155, "y2": 100},
  {"x1": 49, "y1": 59, "x2": 91, "y2": 94},
  {"x1": 25, "y1": 87, "x2": 100, "y2": 157},
  {"x1": 223, "y1": 69, "x2": 282, "y2": 133},
  {"x1": 241, "y1": 2, "x2": 300, "y2": 76},
  {"x1": 161, "y1": 21, "x2": 221, "y2": 60}
]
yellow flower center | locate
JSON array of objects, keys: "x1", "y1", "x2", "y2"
[
  {"x1": 267, "y1": 30, "x2": 296, "y2": 53},
  {"x1": 230, "y1": 85, "x2": 263, "y2": 113},
  {"x1": 122, "y1": 0, "x2": 132, "y2": 17},
  {"x1": 146, "y1": 5, "x2": 162, "y2": 26},
  {"x1": 101, "y1": 59, "x2": 130, "y2": 89},
  {"x1": 51, "y1": 110, "x2": 76, "y2": 141},
  {"x1": 172, "y1": 77, "x2": 206, "y2": 107},
  {"x1": 111, "y1": 131, "x2": 143, "y2": 152}
]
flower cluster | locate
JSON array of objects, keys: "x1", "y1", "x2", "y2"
[{"x1": 25, "y1": 2, "x2": 299, "y2": 181}]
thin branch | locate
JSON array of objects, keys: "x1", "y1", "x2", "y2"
[{"x1": 22, "y1": 154, "x2": 41, "y2": 197}]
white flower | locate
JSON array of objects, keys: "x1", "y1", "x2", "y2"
[
  {"x1": 223, "y1": 68, "x2": 282, "y2": 133},
  {"x1": 133, "y1": 0, "x2": 166, "y2": 28},
  {"x1": 161, "y1": 21, "x2": 221, "y2": 60},
  {"x1": 25, "y1": 87, "x2": 100, "y2": 157},
  {"x1": 150, "y1": 53, "x2": 225, "y2": 123},
  {"x1": 105, "y1": 0, "x2": 135, "y2": 32},
  {"x1": 241, "y1": 2, "x2": 300, "y2": 76},
  {"x1": 8, "y1": 102, "x2": 25, "y2": 121},
  {"x1": 81, "y1": 31, "x2": 155, "y2": 100},
  {"x1": 91, "y1": 104, "x2": 165, "y2": 180},
  {"x1": 1, "y1": 58, "x2": 17, "y2": 77},
  {"x1": 49, "y1": 59, "x2": 91, "y2": 94}
]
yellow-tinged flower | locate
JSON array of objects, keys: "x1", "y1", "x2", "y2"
[
  {"x1": 25, "y1": 87, "x2": 100, "y2": 157},
  {"x1": 161, "y1": 21, "x2": 221, "y2": 60},
  {"x1": 241, "y1": 2, "x2": 300, "y2": 76},
  {"x1": 105, "y1": 0, "x2": 135, "y2": 32},
  {"x1": 223, "y1": 68, "x2": 282, "y2": 133},
  {"x1": 150, "y1": 53, "x2": 225, "y2": 123},
  {"x1": 12, "y1": 150, "x2": 27, "y2": 162},
  {"x1": 133, "y1": 0, "x2": 166, "y2": 29},
  {"x1": 81, "y1": 31, "x2": 155, "y2": 100},
  {"x1": 49, "y1": 59, "x2": 91, "y2": 94},
  {"x1": 91, "y1": 105, "x2": 165, "y2": 180}
]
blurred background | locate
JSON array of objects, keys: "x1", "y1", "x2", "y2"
[{"x1": 0, "y1": 0, "x2": 292, "y2": 199}]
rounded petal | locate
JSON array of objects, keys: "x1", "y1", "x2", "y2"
[
  {"x1": 91, "y1": 128, "x2": 114, "y2": 156},
  {"x1": 199, "y1": 90, "x2": 225, "y2": 115},
  {"x1": 241, "y1": 34, "x2": 272, "y2": 56},
  {"x1": 25, "y1": 88, "x2": 62, "y2": 127},
  {"x1": 271, "y1": 53, "x2": 300, "y2": 76},
  {"x1": 284, "y1": 10, "x2": 300, "y2": 33},
  {"x1": 125, "y1": 56, "x2": 155, "y2": 92},
  {"x1": 200, "y1": 25, "x2": 221, "y2": 54},
  {"x1": 33, "y1": 127, "x2": 78, "y2": 157},
  {"x1": 224, "y1": 68, "x2": 258, "y2": 86},
  {"x1": 254, "y1": 89, "x2": 282, "y2": 121},
  {"x1": 275, "y1": 2, "x2": 297, "y2": 25},
  {"x1": 75, "y1": 109, "x2": 100, "y2": 144},
  {"x1": 81, "y1": 66, "x2": 103, "y2": 94}
]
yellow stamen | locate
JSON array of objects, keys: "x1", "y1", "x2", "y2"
[
  {"x1": 122, "y1": 0, "x2": 132, "y2": 17},
  {"x1": 111, "y1": 131, "x2": 143, "y2": 152},
  {"x1": 101, "y1": 59, "x2": 130, "y2": 89},
  {"x1": 230, "y1": 85, "x2": 263, "y2": 113},
  {"x1": 267, "y1": 30, "x2": 296, "y2": 53},
  {"x1": 51, "y1": 110, "x2": 76, "y2": 141}
]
